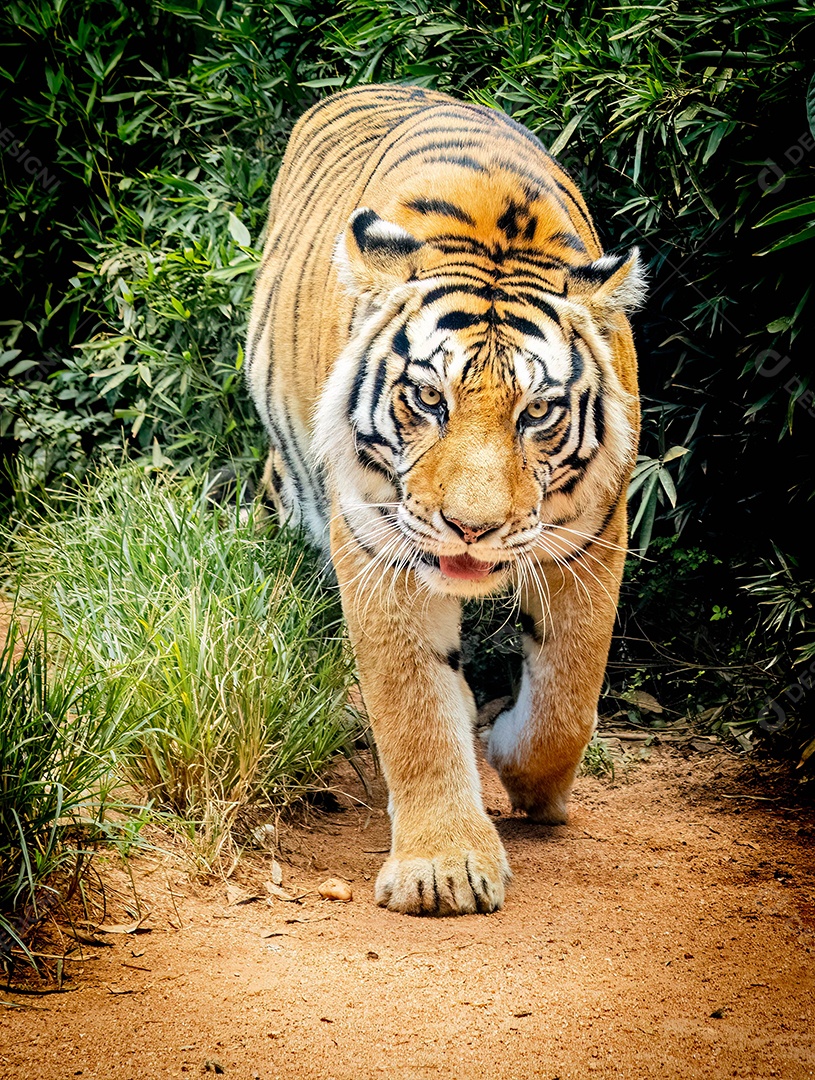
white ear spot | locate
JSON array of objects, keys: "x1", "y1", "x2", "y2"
[
  {"x1": 601, "y1": 247, "x2": 648, "y2": 313},
  {"x1": 570, "y1": 247, "x2": 648, "y2": 316},
  {"x1": 364, "y1": 216, "x2": 418, "y2": 247},
  {"x1": 336, "y1": 208, "x2": 424, "y2": 293}
]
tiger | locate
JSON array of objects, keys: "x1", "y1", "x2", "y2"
[{"x1": 245, "y1": 83, "x2": 645, "y2": 916}]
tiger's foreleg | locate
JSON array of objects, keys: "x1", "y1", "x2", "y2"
[
  {"x1": 487, "y1": 514, "x2": 627, "y2": 823},
  {"x1": 331, "y1": 511, "x2": 510, "y2": 915}
]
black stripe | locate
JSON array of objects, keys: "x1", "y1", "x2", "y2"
[
  {"x1": 446, "y1": 649, "x2": 461, "y2": 671},
  {"x1": 347, "y1": 346, "x2": 371, "y2": 416},
  {"x1": 265, "y1": 413, "x2": 304, "y2": 504},
  {"x1": 519, "y1": 610, "x2": 541, "y2": 642},
  {"x1": 577, "y1": 389, "x2": 591, "y2": 451},
  {"x1": 392, "y1": 325, "x2": 410, "y2": 358},
  {"x1": 356, "y1": 442, "x2": 393, "y2": 479},
  {"x1": 497, "y1": 200, "x2": 530, "y2": 241},
  {"x1": 569, "y1": 343, "x2": 584, "y2": 385},
  {"x1": 594, "y1": 395, "x2": 606, "y2": 446},
  {"x1": 510, "y1": 293, "x2": 564, "y2": 323},
  {"x1": 405, "y1": 197, "x2": 474, "y2": 225},
  {"x1": 551, "y1": 230, "x2": 587, "y2": 253},
  {"x1": 559, "y1": 488, "x2": 626, "y2": 565},
  {"x1": 437, "y1": 311, "x2": 482, "y2": 331},
  {"x1": 393, "y1": 144, "x2": 490, "y2": 172},
  {"x1": 503, "y1": 312, "x2": 547, "y2": 338},
  {"x1": 369, "y1": 352, "x2": 391, "y2": 419}
]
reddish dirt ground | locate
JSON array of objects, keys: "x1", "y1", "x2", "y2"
[{"x1": 2, "y1": 743, "x2": 813, "y2": 1080}]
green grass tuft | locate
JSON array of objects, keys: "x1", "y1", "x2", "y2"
[
  {"x1": 0, "y1": 612, "x2": 144, "y2": 954},
  {"x1": 12, "y1": 467, "x2": 360, "y2": 861}
]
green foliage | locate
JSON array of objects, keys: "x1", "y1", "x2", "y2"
[
  {"x1": 13, "y1": 468, "x2": 359, "y2": 858},
  {"x1": 0, "y1": 613, "x2": 144, "y2": 951},
  {"x1": 580, "y1": 735, "x2": 619, "y2": 781}
]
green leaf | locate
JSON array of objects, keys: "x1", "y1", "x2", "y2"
[
  {"x1": 662, "y1": 446, "x2": 690, "y2": 464},
  {"x1": 627, "y1": 461, "x2": 658, "y2": 499},
  {"x1": 658, "y1": 467, "x2": 678, "y2": 508},
  {"x1": 630, "y1": 471, "x2": 659, "y2": 536},
  {"x1": 170, "y1": 297, "x2": 190, "y2": 319},
  {"x1": 807, "y1": 71, "x2": 815, "y2": 141},
  {"x1": 632, "y1": 127, "x2": 644, "y2": 186},
  {"x1": 766, "y1": 317, "x2": 793, "y2": 334},
  {"x1": 755, "y1": 199, "x2": 815, "y2": 229},
  {"x1": 228, "y1": 212, "x2": 251, "y2": 248},
  {"x1": 8, "y1": 359, "x2": 38, "y2": 377},
  {"x1": 275, "y1": 3, "x2": 297, "y2": 26},
  {"x1": 702, "y1": 122, "x2": 730, "y2": 165},
  {"x1": 756, "y1": 224, "x2": 815, "y2": 255},
  {"x1": 631, "y1": 473, "x2": 659, "y2": 553},
  {"x1": 549, "y1": 113, "x2": 583, "y2": 157},
  {"x1": 97, "y1": 366, "x2": 136, "y2": 396}
]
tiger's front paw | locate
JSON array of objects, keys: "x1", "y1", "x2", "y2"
[{"x1": 375, "y1": 842, "x2": 510, "y2": 916}]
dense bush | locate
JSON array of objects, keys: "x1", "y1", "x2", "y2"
[{"x1": 1, "y1": 0, "x2": 813, "y2": 767}]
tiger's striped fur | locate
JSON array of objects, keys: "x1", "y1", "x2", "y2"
[{"x1": 246, "y1": 85, "x2": 645, "y2": 915}]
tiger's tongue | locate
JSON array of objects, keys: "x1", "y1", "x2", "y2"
[{"x1": 438, "y1": 552, "x2": 496, "y2": 581}]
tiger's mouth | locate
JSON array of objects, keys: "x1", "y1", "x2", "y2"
[{"x1": 417, "y1": 551, "x2": 508, "y2": 582}]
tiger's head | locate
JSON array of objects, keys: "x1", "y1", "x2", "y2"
[{"x1": 316, "y1": 201, "x2": 646, "y2": 599}]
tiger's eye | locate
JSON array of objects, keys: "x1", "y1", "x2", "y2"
[
  {"x1": 418, "y1": 385, "x2": 443, "y2": 408},
  {"x1": 523, "y1": 398, "x2": 549, "y2": 420}
]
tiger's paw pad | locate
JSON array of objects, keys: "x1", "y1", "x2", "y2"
[{"x1": 375, "y1": 851, "x2": 510, "y2": 916}]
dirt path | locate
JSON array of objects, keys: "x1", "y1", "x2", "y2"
[{"x1": 2, "y1": 745, "x2": 814, "y2": 1080}]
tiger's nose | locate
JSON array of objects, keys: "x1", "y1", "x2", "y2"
[{"x1": 442, "y1": 514, "x2": 502, "y2": 544}]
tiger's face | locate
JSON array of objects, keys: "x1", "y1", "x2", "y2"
[{"x1": 317, "y1": 207, "x2": 644, "y2": 599}]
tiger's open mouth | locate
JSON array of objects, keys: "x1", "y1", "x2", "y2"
[{"x1": 418, "y1": 551, "x2": 508, "y2": 582}]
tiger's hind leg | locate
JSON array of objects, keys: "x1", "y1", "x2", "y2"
[{"x1": 485, "y1": 514, "x2": 627, "y2": 823}]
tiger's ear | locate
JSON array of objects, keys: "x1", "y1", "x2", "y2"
[
  {"x1": 335, "y1": 208, "x2": 424, "y2": 293},
  {"x1": 567, "y1": 248, "x2": 647, "y2": 324}
]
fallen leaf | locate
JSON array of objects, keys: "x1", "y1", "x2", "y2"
[
  {"x1": 265, "y1": 882, "x2": 297, "y2": 902},
  {"x1": 68, "y1": 931, "x2": 111, "y2": 947},
  {"x1": 94, "y1": 916, "x2": 151, "y2": 935},
  {"x1": 270, "y1": 859, "x2": 283, "y2": 886},
  {"x1": 620, "y1": 690, "x2": 663, "y2": 714},
  {"x1": 226, "y1": 884, "x2": 262, "y2": 906},
  {"x1": 317, "y1": 878, "x2": 353, "y2": 902}
]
